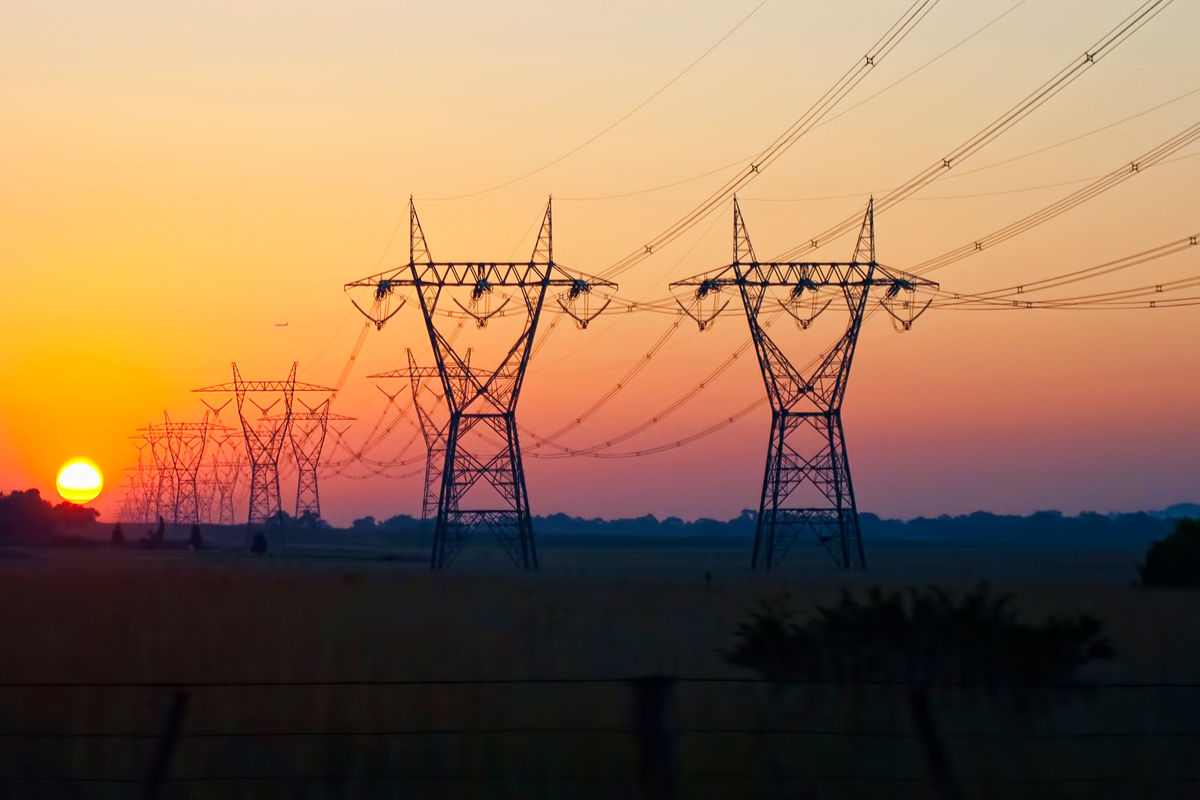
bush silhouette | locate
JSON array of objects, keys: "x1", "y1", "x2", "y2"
[
  {"x1": 1138, "y1": 517, "x2": 1200, "y2": 587},
  {"x1": 724, "y1": 584, "x2": 1113, "y2": 688},
  {"x1": 723, "y1": 584, "x2": 1113, "y2": 799}
]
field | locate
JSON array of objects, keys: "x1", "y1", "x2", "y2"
[{"x1": 0, "y1": 529, "x2": 1197, "y2": 798}]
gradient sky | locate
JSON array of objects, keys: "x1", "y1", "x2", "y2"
[{"x1": 2, "y1": 0, "x2": 1198, "y2": 525}]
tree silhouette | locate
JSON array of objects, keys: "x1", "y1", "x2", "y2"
[
  {"x1": 723, "y1": 584, "x2": 1114, "y2": 800},
  {"x1": 0, "y1": 489, "x2": 99, "y2": 542},
  {"x1": 1138, "y1": 516, "x2": 1200, "y2": 586}
]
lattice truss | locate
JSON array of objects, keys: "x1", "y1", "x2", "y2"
[
  {"x1": 345, "y1": 198, "x2": 617, "y2": 570},
  {"x1": 262, "y1": 399, "x2": 353, "y2": 520},
  {"x1": 132, "y1": 412, "x2": 217, "y2": 525},
  {"x1": 119, "y1": 440, "x2": 158, "y2": 524},
  {"x1": 369, "y1": 348, "x2": 474, "y2": 521},
  {"x1": 671, "y1": 199, "x2": 937, "y2": 569},
  {"x1": 195, "y1": 364, "x2": 333, "y2": 538}
]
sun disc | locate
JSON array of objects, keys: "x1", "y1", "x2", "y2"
[{"x1": 56, "y1": 459, "x2": 103, "y2": 504}]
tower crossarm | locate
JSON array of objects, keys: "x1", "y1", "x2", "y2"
[
  {"x1": 194, "y1": 380, "x2": 333, "y2": 393},
  {"x1": 261, "y1": 412, "x2": 354, "y2": 422},
  {"x1": 369, "y1": 366, "x2": 442, "y2": 380},
  {"x1": 670, "y1": 261, "x2": 935, "y2": 292},
  {"x1": 347, "y1": 261, "x2": 615, "y2": 292},
  {"x1": 670, "y1": 260, "x2": 937, "y2": 333}
]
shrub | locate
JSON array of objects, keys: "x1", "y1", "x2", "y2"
[
  {"x1": 724, "y1": 584, "x2": 1113, "y2": 690},
  {"x1": 723, "y1": 584, "x2": 1114, "y2": 800},
  {"x1": 1138, "y1": 517, "x2": 1200, "y2": 587}
]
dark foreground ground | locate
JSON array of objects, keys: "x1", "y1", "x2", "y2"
[{"x1": 0, "y1": 528, "x2": 1196, "y2": 799}]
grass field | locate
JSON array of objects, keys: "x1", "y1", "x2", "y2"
[{"x1": 0, "y1": 529, "x2": 1196, "y2": 798}]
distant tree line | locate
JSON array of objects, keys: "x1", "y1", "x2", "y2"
[
  {"x1": 345, "y1": 506, "x2": 1187, "y2": 546},
  {"x1": 858, "y1": 509, "x2": 1177, "y2": 546},
  {"x1": 0, "y1": 489, "x2": 99, "y2": 543}
]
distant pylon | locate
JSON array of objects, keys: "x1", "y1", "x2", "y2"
[
  {"x1": 671, "y1": 199, "x2": 936, "y2": 569},
  {"x1": 369, "y1": 348, "x2": 472, "y2": 520},
  {"x1": 198, "y1": 402, "x2": 242, "y2": 525},
  {"x1": 164, "y1": 412, "x2": 210, "y2": 525},
  {"x1": 345, "y1": 198, "x2": 616, "y2": 569},
  {"x1": 122, "y1": 440, "x2": 157, "y2": 523},
  {"x1": 195, "y1": 364, "x2": 333, "y2": 547},
  {"x1": 210, "y1": 458, "x2": 243, "y2": 525},
  {"x1": 137, "y1": 425, "x2": 173, "y2": 522},
  {"x1": 118, "y1": 465, "x2": 153, "y2": 524},
  {"x1": 138, "y1": 412, "x2": 212, "y2": 524},
  {"x1": 279, "y1": 398, "x2": 350, "y2": 520}
]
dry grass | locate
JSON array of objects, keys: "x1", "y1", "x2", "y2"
[{"x1": 0, "y1": 538, "x2": 1196, "y2": 798}]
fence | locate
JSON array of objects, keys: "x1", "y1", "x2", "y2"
[{"x1": 0, "y1": 676, "x2": 1198, "y2": 799}]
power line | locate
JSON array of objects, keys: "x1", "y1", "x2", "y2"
[
  {"x1": 772, "y1": 0, "x2": 1179, "y2": 261},
  {"x1": 597, "y1": 0, "x2": 941, "y2": 279},
  {"x1": 560, "y1": 0, "x2": 1030, "y2": 204},
  {"x1": 912, "y1": 120, "x2": 1200, "y2": 274},
  {"x1": 419, "y1": 0, "x2": 771, "y2": 202}
]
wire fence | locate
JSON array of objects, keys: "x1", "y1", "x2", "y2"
[{"x1": 0, "y1": 676, "x2": 1197, "y2": 798}]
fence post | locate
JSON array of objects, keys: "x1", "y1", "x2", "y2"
[
  {"x1": 631, "y1": 674, "x2": 677, "y2": 800},
  {"x1": 143, "y1": 689, "x2": 189, "y2": 800},
  {"x1": 908, "y1": 686, "x2": 965, "y2": 800}
]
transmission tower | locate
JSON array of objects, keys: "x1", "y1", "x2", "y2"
[
  {"x1": 671, "y1": 199, "x2": 936, "y2": 569},
  {"x1": 195, "y1": 363, "x2": 333, "y2": 545},
  {"x1": 345, "y1": 198, "x2": 615, "y2": 570},
  {"x1": 135, "y1": 412, "x2": 212, "y2": 524},
  {"x1": 262, "y1": 399, "x2": 350, "y2": 520},
  {"x1": 118, "y1": 468, "x2": 150, "y2": 524},
  {"x1": 207, "y1": 458, "x2": 243, "y2": 525},
  {"x1": 197, "y1": 408, "x2": 244, "y2": 526},
  {"x1": 369, "y1": 348, "x2": 473, "y2": 521},
  {"x1": 134, "y1": 428, "x2": 172, "y2": 522},
  {"x1": 120, "y1": 440, "x2": 158, "y2": 523}
]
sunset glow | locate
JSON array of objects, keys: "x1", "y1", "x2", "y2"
[{"x1": 1, "y1": 1, "x2": 1197, "y2": 525}]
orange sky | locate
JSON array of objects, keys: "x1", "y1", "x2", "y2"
[{"x1": 2, "y1": 0, "x2": 1198, "y2": 524}]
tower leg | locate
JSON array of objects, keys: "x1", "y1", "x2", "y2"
[
  {"x1": 431, "y1": 416, "x2": 461, "y2": 571},
  {"x1": 752, "y1": 413, "x2": 785, "y2": 570},
  {"x1": 753, "y1": 410, "x2": 865, "y2": 570},
  {"x1": 832, "y1": 413, "x2": 866, "y2": 570},
  {"x1": 428, "y1": 412, "x2": 537, "y2": 572},
  {"x1": 507, "y1": 414, "x2": 537, "y2": 570}
]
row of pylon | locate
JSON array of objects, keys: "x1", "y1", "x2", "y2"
[
  {"x1": 339, "y1": 197, "x2": 936, "y2": 572},
  {"x1": 120, "y1": 365, "x2": 349, "y2": 530},
  {"x1": 119, "y1": 198, "x2": 935, "y2": 573}
]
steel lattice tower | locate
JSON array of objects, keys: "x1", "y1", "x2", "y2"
[
  {"x1": 195, "y1": 363, "x2": 333, "y2": 545},
  {"x1": 369, "y1": 348, "x2": 472, "y2": 521},
  {"x1": 136, "y1": 413, "x2": 211, "y2": 524},
  {"x1": 208, "y1": 459, "x2": 243, "y2": 525},
  {"x1": 672, "y1": 199, "x2": 936, "y2": 569},
  {"x1": 121, "y1": 441, "x2": 157, "y2": 523},
  {"x1": 136, "y1": 427, "x2": 172, "y2": 522},
  {"x1": 346, "y1": 198, "x2": 615, "y2": 570},
  {"x1": 276, "y1": 399, "x2": 349, "y2": 520},
  {"x1": 197, "y1": 400, "x2": 244, "y2": 525}
]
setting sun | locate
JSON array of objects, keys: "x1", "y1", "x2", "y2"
[{"x1": 56, "y1": 460, "x2": 103, "y2": 505}]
